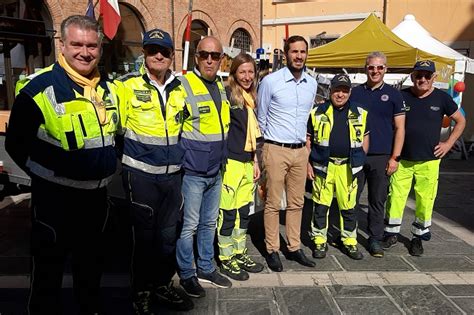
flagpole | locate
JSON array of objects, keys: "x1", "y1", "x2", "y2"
[{"x1": 182, "y1": 0, "x2": 193, "y2": 74}]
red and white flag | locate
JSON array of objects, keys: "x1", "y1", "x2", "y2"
[{"x1": 100, "y1": 0, "x2": 121, "y2": 39}]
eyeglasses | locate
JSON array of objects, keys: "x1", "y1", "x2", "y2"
[
  {"x1": 144, "y1": 45, "x2": 173, "y2": 58},
  {"x1": 196, "y1": 51, "x2": 223, "y2": 61},
  {"x1": 367, "y1": 65, "x2": 386, "y2": 71},
  {"x1": 414, "y1": 73, "x2": 433, "y2": 80}
]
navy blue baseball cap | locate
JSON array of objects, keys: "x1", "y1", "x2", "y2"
[
  {"x1": 413, "y1": 60, "x2": 435, "y2": 73},
  {"x1": 331, "y1": 74, "x2": 352, "y2": 89},
  {"x1": 142, "y1": 29, "x2": 174, "y2": 49}
]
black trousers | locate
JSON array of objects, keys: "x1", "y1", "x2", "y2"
[
  {"x1": 122, "y1": 170, "x2": 182, "y2": 292},
  {"x1": 356, "y1": 155, "x2": 390, "y2": 242},
  {"x1": 29, "y1": 176, "x2": 109, "y2": 315}
]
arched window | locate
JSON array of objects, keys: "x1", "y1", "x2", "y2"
[
  {"x1": 230, "y1": 28, "x2": 252, "y2": 53},
  {"x1": 99, "y1": 3, "x2": 144, "y2": 78},
  {"x1": 182, "y1": 20, "x2": 209, "y2": 71},
  {"x1": 0, "y1": 0, "x2": 54, "y2": 109}
]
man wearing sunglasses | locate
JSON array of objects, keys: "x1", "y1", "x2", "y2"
[
  {"x1": 176, "y1": 36, "x2": 233, "y2": 298},
  {"x1": 117, "y1": 29, "x2": 194, "y2": 313},
  {"x1": 350, "y1": 52, "x2": 405, "y2": 258},
  {"x1": 384, "y1": 60, "x2": 465, "y2": 256}
]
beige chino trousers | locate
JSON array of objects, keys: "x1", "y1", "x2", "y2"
[{"x1": 262, "y1": 143, "x2": 309, "y2": 253}]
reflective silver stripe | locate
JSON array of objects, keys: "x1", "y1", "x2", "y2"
[
  {"x1": 125, "y1": 129, "x2": 171, "y2": 145},
  {"x1": 384, "y1": 225, "x2": 400, "y2": 233},
  {"x1": 387, "y1": 217, "x2": 402, "y2": 225},
  {"x1": 179, "y1": 76, "x2": 207, "y2": 131},
  {"x1": 37, "y1": 128, "x2": 61, "y2": 147},
  {"x1": 318, "y1": 140, "x2": 329, "y2": 146},
  {"x1": 179, "y1": 75, "x2": 227, "y2": 142},
  {"x1": 37, "y1": 128, "x2": 114, "y2": 149},
  {"x1": 312, "y1": 162, "x2": 328, "y2": 174},
  {"x1": 26, "y1": 159, "x2": 113, "y2": 189},
  {"x1": 181, "y1": 131, "x2": 226, "y2": 141},
  {"x1": 350, "y1": 140, "x2": 363, "y2": 148},
  {"x1": 44, "y1": 85, "x2": 65, "y2": 115},
  {"x1": 352, "y1": 166, "x2": 363, "y2": 174},
  {"x1": 414, "y1": 217, "x2": 432, "y2": 228},
  {"x1": 411, "y1": 225, "x2": 430, "y2": 236},
  {"x1": 106, "y1": 82, "x2": 117, "y2": 106},
  {"x1": 122, "y1": 155, "x2": 181, "y2": 174},
  {"x1": 356, "y1": 107, "x2": 365, "y2": 122}
]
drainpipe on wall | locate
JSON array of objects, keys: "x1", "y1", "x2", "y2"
[
  {"x1": 383, "y1": 0, "x2": 387, "y2": 24},
  {"x1": 171, "y1": 0, "x2": 176, "y2": 70},
  {"x1": 260, "y1": 0, "x2": 263, "y2": 48}
]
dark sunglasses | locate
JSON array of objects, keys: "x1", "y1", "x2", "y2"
[
  {"x1": 196, "y1": 51, "x2": 223, "y2": 61},
  {"x1": 414, "y1": 73, "x2": 433, "y2": 80},
  {"x1": 144, "y1": 45, "x2": 173, "y2": 58},
  {"x1": 367, "y1": 65, "x2": 386, "y2": 71}
]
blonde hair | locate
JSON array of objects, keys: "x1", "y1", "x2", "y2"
[{"x1": 228, "y1": 53, "x2": 257, "y2": 109}]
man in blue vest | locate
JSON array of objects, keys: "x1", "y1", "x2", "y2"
[
  {"x1": 118, "y1": 29, "x2": 193, "y2": 313},
  {"x1": 176, "y1": 36, "x2": 232, "y2": 298},
  {"x1": 6, "y1": 15, "x2": 119, "y2": 314}
]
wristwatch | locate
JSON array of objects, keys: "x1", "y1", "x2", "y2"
[{"x1": 392, "y1": 155, "x2": 401, "y2": 162}]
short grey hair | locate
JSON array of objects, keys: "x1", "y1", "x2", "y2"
[
  {"x1": 60, "y1": 15, "x2": 104, "y2": 44},
  {"x1": 365, "y1": 51, "x2": 387, "y2": 65}
]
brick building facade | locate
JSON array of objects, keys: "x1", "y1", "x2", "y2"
[
  {"x1": 0, "y1": 0, "x2": 261, "y2": 108},
  {"x1": 46, "y1": 0, "x2": 261, "y2": 72}
]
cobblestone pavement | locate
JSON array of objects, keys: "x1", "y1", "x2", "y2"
[{"x1": 0, "y1": 158, "x2": 473, "y2": 314}]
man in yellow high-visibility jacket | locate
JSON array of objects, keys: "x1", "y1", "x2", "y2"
[
  {"x1": 6, "y1": 15, "x2": 120, "y2": 314},
  {"x1": 176, "y1": 36, "x2": 232, "y2": 298},
  {"x1": 118, "y1": 29, "x2": 193, "y2": 312},
  {"x1": 307, "y1": 74, "x2": 370, "y2": 260}
]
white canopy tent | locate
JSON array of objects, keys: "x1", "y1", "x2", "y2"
[{"x1": 392, "y1": 14, "x2": 474, "y2": 80}]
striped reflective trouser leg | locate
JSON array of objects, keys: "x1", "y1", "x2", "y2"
[
  {"x1": 333, "y1": 164, "x2": 358, "y2": 246},
  {"x1": 218, "y1": 159, "x2": 254, "y2": 261},
  {"x1": 310, "y1": 166, "x2": 335, "y2": 245},
  {"x1": 385, "y1": 160, "x2": 415, "y2": 235},
  {"x1": 218, "y1": 208, "x2": 237, "y2": 261},
  {"x1": 411, "y1": 159, "x2": 441, "y2": 240}
]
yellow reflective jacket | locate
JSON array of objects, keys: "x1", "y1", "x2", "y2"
[
  {"x1": 310, "y1": 100, "x2": 368, "y2": 178},
  {"x1": 118, "y1": 69, "x2": 185, "y2": 175},
  {"x1": 15, "y1": 63, "x2": 120, "y2": 189},
  {"x1": 178, "y1": 71, "x2": 230, "y2": 176}
]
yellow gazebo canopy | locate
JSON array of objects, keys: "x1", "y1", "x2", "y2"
[{"x1": 306, "y1": 13, "x2": 455, "y2": 83}]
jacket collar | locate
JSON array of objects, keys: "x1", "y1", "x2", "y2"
[{"x1": 52, "y1": 62, "x2": 109, "y2": 103}]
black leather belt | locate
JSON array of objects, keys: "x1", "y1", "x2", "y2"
[{"x1": 265, "y1": 140, "x2": 305, "y2": 149}]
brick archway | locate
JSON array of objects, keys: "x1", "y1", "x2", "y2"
[
  {"x1": 226, "y1": 20, "x2": 258, "y2": 51},
  {"x1": 176, "y1": 10, "x2": 220, "y2": 47}
]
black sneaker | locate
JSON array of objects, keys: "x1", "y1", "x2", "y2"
[
  {"x1": 235, "y1": 252, "x2": 264, "y2": 273},
  {"x1": 179, "y1": 276, "x2": 206, "y2": 298},
  {"x1": 312, "y1": 243, "x2": 328, "y2": 259},
  {"x1": 197, "y1": 269, "x2": 232, "y2": 288},
  {"x1": 133, "y1": 291, "x2": 155, "y2": 315},
  {"x1": 409, "y1": 238, "x2": 424, "y2": 256},
  {"x1": 220, "y1": 259, "x2": 249, "y2": 281},
  {"x1": 382, "y1": 235, "x2": 398, "y2": 250},
  {"x1": 152, "y1": 281, "x2": 194, "y2": 311},
  {"x1": 369, "y1": 240, "x2": 384, "y2": 258},
  {"x1": 341, "y1": 244, "x2": 363, "y2": 260}
]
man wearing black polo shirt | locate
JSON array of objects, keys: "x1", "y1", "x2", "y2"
[
  {"x1": 350, "y1": 52, "x2": 405, "y2": 257},
  {"x1": 383, "y1": 60, "x2": 465, "y2": 256}
]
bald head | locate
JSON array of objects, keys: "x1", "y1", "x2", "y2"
[
  {"x1": 195, "y1": 36, "x2": 224, "y2": 81},
  {"x1": 197, "y1": 36, "x2": 223, "y2": 53}
]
